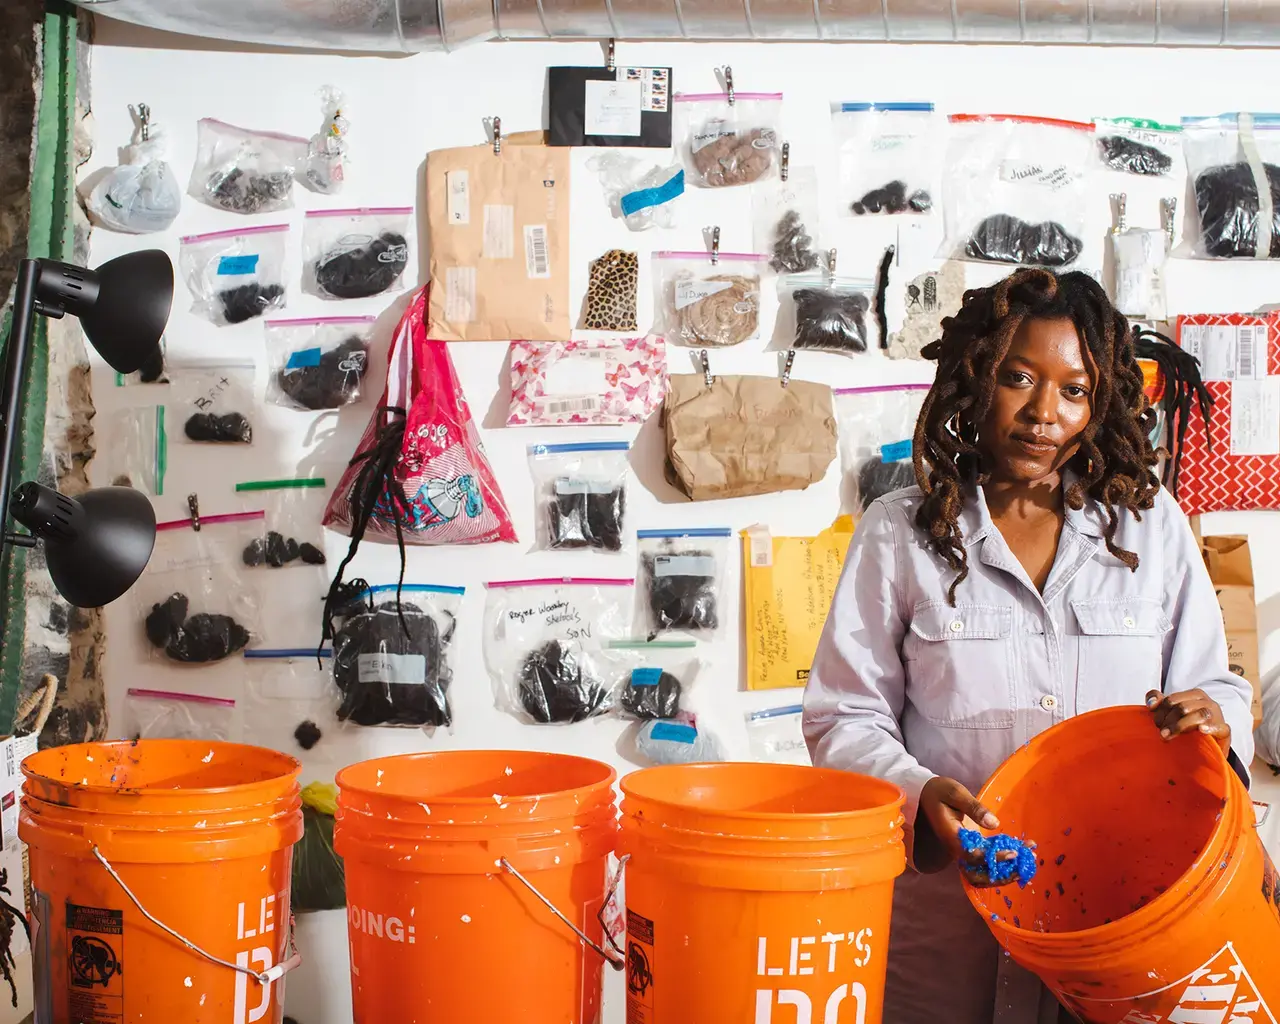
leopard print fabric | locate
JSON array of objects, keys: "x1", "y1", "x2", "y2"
[{"x1": 584, "y1": 249, "x2": 639, "y2": 331}]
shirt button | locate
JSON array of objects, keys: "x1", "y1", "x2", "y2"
[
  {"x1": 1123, "y1": 615, "x2": 1136, "y2": 629},
  {"x1": 949, "y1": 620, "x2": 964, "y2": 633},
  {"x1": 1040, "y1": 695, "x2": 1059, "y2": 711}
]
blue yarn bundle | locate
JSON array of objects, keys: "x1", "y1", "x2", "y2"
[{"x1": 958, "y1": 828, "x2": 1038, "y2": 888}]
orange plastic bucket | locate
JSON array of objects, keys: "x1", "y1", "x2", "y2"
[
  {"x1": 334, "y1": 749, "x2": 617, "y2": 1023},
  {"x1": 20, "y1": 740, "x2": 303, "y2": 1024},
  {"x1": 964, "y1": 706, "x2": 1280, "y2": 1022},
  {"x1": 619, "y1": 762, "x2": 905, "y2": 1024}
]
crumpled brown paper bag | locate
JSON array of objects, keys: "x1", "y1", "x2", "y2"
[
  {"x1": 1201, "y1": 533, "x2": 1261, "y2": 723},
  {"x1": 663, "y1": 373, "x2": 837, "y2": 500},
  {"x1": 426, "y1": 133, "x2": 570, "y2": 341}
]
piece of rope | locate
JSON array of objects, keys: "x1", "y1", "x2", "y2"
[{"x1": 14, "y1": 674, "x2": 57, "y2": 737}]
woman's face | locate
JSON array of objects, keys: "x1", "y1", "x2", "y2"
[{"x1": 978, "y1": 316, "x2": 1094, "y2": 485}]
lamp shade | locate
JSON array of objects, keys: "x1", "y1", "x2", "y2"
[
  {"x1": 9, "y1": 483, "x2": 156, "y2": 607},
  {"x1": 81, "y1": 250, "x2": 173, "y2": 374}
]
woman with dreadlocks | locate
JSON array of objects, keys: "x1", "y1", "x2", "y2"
[{"x1": 803, "y1": 268, "x2": 1253, "y2": 1023}]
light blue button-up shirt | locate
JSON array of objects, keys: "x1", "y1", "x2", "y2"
[{"x1": 803, "y1": 480, "x2": 1253, "y2": 1024}]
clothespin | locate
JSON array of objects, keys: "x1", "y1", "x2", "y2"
[
  {"x1": 136, "y1": 102, "x2": 152, "y2": 142},
  {"x1": 492, "y1": 116, "x2": 502, "y2": 155},
  {"x1": 1111, "y1": 193, "x2": 1128, "y2": 234},
  {"x1": 1161, "y1": 197, "x2": 1177, "y2": 245},
  {"x1": 827, "y1": 247, "x2": 838, "y2": 278},
  {"x1": 724, "y1": 66, "x2": 735, "y2": 106},
  {"x1": 781, "y1": 142, "x2": 790, "y2": 183},
  {"x1": 607, "y1": 39, "x2": 616, "y2": 71},
  {"x1": 187, "y1": 493, "x2": 201, "y2": 532},
  {"x1": 700, "y1": 349, "x2": 714, "y2": 387},
  {"x1": 711, "y1": 226, "x2": 721, "y2": 265},
  {"x1": 780, "y1": 349, "x2": 796, "y2": 388}
]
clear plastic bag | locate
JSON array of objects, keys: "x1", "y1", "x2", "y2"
[
  {"x1": 637, "y1": 528, "x2": 731, "y2": 638},
  {"x1": 588, "y1": 153, "x2": 685, "y2": 231},
  {"x1": 484, "y1": 577, "x2": 634, "y2": 724},
  {"x1": 265, "y1": 316, "x2": 374, "y2": 411},
  {"x1": 745, "y1": 704, "x2": 812, "y2": 765},
  {"x1": 86, "y1": 106, "x2": 181, "y2": 233},
  {"x1": 114, "y1": 335, "x2": 168, "y2": 386},
  {"x1": 187, "y1": 117, "x2": 308, "y2": 215},
  {"x1": 173, "y1": 363, "x2": 256, "y2": 445},
  {"x1": 674, "y1": 91, "x2": 782, "y2": 188},
  {"x1": 606, "y1": 639, "x2": 699, "y2": 720},
  {"x1": 1094, "y1": 118, "x2": 1181, "y2": 177},
  {"x1": 302, "y1": 207, "x2": 411, "y2": 300},
  {"x1": 653, "y1": 251, "x2": 765, "y2": 347},
  {"x1": 293, "y1": 782, "x2": 346, "y2": 912},
  {"x1": 777, "y1": 274, "x2": 874, "y2": 355},
  {"x1": 134, "y1": 512, "x2": 263, "y2": 664},
  {"x1": 634, "y1": 712, "x2": 726, "y2": 765},
  {"x1": 834, "y1": 384, "x2": 929, "y2": 513},
  {"x1": 303, "y1": 87, "x2": 350, "y2": 195},
  {"x1": 122, "y1": 688, "x2": 236, "y2": 741},
  {"x1": 99, "y1": 405, "x2": 166, "y2": 496},
  {"x1": 1182, "y1": 113, "x2": 1280, "y2": 259},
  {"x1": 179, "y1": 224, "x2": 289, "y2": 326},
  {"x1": 1112, "y1": 228, "x2": 1170, "y2": 322},
  {"x1": 941, "y1": 115, "x2": 1094, "y2": 267},
  {"x1": 235, "y1": 478, "x2": 329, "y2": 569},
  {"x1": 331, "y1": 584, "x2": 462, "y2": 729},
  {"x1": 529, "y1": 441, "x2": 629, "y2": 553},
  {"x1": 507, "y1": 337, "x2": 669, "y2": 427},
  {"x1": 242, "y1": 648, "x2": 336, "y2": 755},
  {"x1": 753, "y1": 167, "x2": 822, "y2": 274},
  {"x1": 833, "y1": 102, "x2": 938, "y2": 216}
]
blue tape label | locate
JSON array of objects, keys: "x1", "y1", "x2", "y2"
[
  {"x1": 631, "y1": 667, "x2": 663, "y2": 688},
  {"x1": 650, "y1": 722, "x2": 696, "y2": 744},
  {"x1": 286, "y1": 348, "x2": 323, "y2": 369},
  {"x1": 217, "y1": 254, "x2": 259, "y2": 276},
  {"x1": 880, "y1": 439, "x2": 913, "y2": 463}
]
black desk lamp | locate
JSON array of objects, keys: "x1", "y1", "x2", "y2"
[{"x1": 2, "y1": 250, "x2": 172, "y2": 607}]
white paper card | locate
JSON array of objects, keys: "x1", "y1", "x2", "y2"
[
  {"x1": 1180, "y1": 323, "x2": 1268, "y2": 382},
  {"x1": 446, "y1": 169, "x2": 470, "y2": 225},
  {"x1": 1230, "y1": 377, "x2": 1280, "y2": 456},
  {"x1": 544, "y1": 352, "x2": 609, "y2": 396},
  {"x1": 357, "y1": 652, "x2": 427, "y2": 686},
  {"x1": 585, "y1": 78, "x2": 643, "y2": 137}
]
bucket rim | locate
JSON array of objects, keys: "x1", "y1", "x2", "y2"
[
  {"x1": 335, "y1": 749, "x2": 617, "y2": 805},
  {"x1": 968, "y1": 706, "x2": 1237, "y2": 949},
  {"x1": 22, "y1": 739, "x2": 301, "y2": 796},
  {"x1": 620, "y1": 762, "x2": 905, "y2": 822}
]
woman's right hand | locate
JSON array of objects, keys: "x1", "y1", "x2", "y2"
[{"x1": 915, "y1": 776, "x2": 1005, "y2": 883}]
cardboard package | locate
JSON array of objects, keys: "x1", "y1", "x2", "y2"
[
  {"x1": 663, "y1": 373, "x2": 837, "y2": 501},
  {"x1": 426, "y1": 134, "x2": 571, "y2": 342},
  {"x1": 1201, "y1": 534, "x2": 1261, "y2": 723},
  {"x1": 742, "y1": 517, "x2": 856, "y2": 691}
]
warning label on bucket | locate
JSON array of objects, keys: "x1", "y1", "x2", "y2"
[
  {"x1": 66, "y1": 903, "x2": 124, "y2": 1024},
  {"x1": 626, "y1": 910, "x2": 655, "y2": 1024}
]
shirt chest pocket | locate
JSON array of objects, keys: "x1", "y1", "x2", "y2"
[
  {"x1": 903, "y1": 602, "x2": 1016, "y2": 729},
  {"x1": 1072, "y1": 597, "x2": 1171, "y2": 713}
]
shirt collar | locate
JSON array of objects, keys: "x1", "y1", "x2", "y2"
[{"x1": 958, "y1": 469, "x2": 1106, "y2": 548}]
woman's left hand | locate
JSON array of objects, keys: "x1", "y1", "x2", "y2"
[{"x1": 1146, "y1": 689, "x2": 1231, "y2": 755}]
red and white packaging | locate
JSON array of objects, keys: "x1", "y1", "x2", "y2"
[
  {"x1": 507, "y1": 337, "x2": 669, "y2": 426},
  {"x1": 1175, "y1": 311, "x2": 1280, "y2": 516}
]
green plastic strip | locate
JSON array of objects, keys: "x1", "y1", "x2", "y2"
[
  {"x1": 235, "y1": 477, "x2": 327, "y2": 492},
  {"x1": 608, "y1": 639, "x2": 698, "y2": 650},
  {"x1": 1096, "y1": 116, "x2": 1182, "y2": 133},
  {"x1": 155, "y1": 406, "x2": 166, "y2": 497}
]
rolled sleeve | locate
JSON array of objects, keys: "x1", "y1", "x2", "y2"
[
  {"x1": 1162, "y1": 495, "x2": 1255, "y2": 785},
  {"x1": 803, "y1": 498, "x2": 936, "y2": 863}
]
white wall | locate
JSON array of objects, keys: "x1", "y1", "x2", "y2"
[{"x1": 84, "y1": 20, "x2": 1280, "y2": 1024}]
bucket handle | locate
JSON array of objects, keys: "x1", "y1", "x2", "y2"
[
  {"x1": 499, "y1": 855, "x2": 627, "y2": 971},
  {"x1": 1254, "y1": 801, "x2": 1271, "y2": 827},
  {"x1": 91, "y1": 845, "x2": 302, "y2": 986}
]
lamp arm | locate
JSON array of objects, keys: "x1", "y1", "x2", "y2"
[{"x1": 0, "y1": 260, "x2": 39, "y2": 533}]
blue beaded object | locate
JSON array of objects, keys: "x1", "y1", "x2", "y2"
[{"x1": 958, "y1": 828, "x2": 1038, "y2": 888}]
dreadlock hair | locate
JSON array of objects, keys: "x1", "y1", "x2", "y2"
[{"x1": 912, "y1": 268, "x2": 1160, "y2": 605}]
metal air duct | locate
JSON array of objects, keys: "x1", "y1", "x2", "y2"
[{"x1": 74, "y1": 0, "x2": 1280, "y2": 52}]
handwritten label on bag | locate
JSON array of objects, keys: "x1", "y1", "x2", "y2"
[
  {"x1": 674, "y1": 278, "x2": 732, "y2": 311},
  {"x1": 650, "y1": 722, "x2": 697, "y2": 744},
  {"x1": 631, "y1": 667, "x2": 664, "y2": 688},
  {"x1": 483, "y1": 205, "x2": 515, "y2": 260},
  {"x1": 357, "y1": 653, "x2": 427, "y2": 686},
  {"x1": 585, "y1": 78, "x2": 643, "y2": 137},
  {"x1": 654, "y1": 555, "x2": 715, "y2": 578},
  {"x1": 880, "y1": 439, "x2": 913, "y2": 463},
  {"x1": 217, "y1": 254, "x2": 259, "y2": 276},
  {"x1": 445, "y1": 267, "x2": 477, "y2": 324}
]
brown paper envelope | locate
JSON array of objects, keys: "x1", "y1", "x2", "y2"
[
  {"x1": 426, "y1": 140, "x2": 570, "y2": 341},
  {"x1": 1203, "y1": 534, "x2": 1260, "y2": 722},
  {"x1": 664, "y1": 373, "x2": 837, "y2": 501}
]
